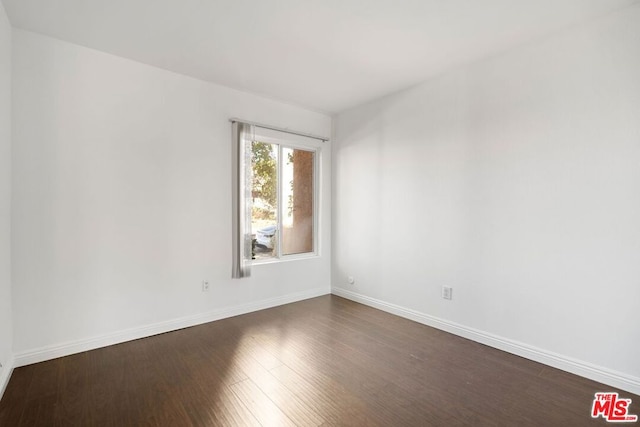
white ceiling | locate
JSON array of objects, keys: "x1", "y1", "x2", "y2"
[{"x1": 3, "y1": 0, "x2": 638, "y2": 113}]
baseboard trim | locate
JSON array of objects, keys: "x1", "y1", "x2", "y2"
[
  {"x1": 14, "y1": 287, "x2": 329, "y2": 368},
  {"x1": 0, "y1": 355, "x2": 14, "y2": 401},
  {"x1": 332, "y1": 287, "x2": 640, "y2": 396}
]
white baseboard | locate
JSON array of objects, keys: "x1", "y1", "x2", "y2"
[
  {"x1": 13, "y1": 287, "x2": 329, "y2": 368},
  {"x1": 332, "y1": 287, "x2": 640, "y2": 396},
  {"x1": 0, "y1": 355, "x2": 14, "y2": 401}
]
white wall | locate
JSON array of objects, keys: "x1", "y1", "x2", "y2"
[
  {"x1": 11, "y1": 29, "x2": 331, "y2": 361},
  {"x1": 0, "y1": 1, "x2": 13, "y2": 392},
  {"x1": 333, "y1": 5, "x2": 640, "y2": 393}
]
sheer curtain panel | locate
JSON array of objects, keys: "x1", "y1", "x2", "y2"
[{"x1": 231, "y1": 121, "x2": 253, "y2": 278}]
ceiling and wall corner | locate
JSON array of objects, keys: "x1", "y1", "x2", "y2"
[{"x1": 2, "y1": 0, "x2": 638, "y2": 114}]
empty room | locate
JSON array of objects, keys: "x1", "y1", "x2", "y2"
[{"x1": 0, "y1": 0, "x2": 639, "y2": 425}]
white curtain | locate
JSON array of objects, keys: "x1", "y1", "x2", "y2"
[{"x1": 232, "y1": 121, "x2": 253, "y2": 278}]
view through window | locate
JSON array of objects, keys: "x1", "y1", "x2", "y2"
[{"x1": 251, "y1": 141, "x2": 316, "y2": 260}]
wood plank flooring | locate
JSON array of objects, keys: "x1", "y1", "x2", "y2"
[{"x1": 0, "y1": 295, "x2": 637, "y2": 426}]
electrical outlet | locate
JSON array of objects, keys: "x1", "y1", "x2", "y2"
[
  {"x1": 202, "y1": 280, "x2": 210, "y2": 292},
  {"x1": 442, "y1": 286, "x2": 453, "y2": 300}
]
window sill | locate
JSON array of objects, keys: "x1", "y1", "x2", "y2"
[{"x1": 252, "y1": 252, "x2": 319, "y2": 265}]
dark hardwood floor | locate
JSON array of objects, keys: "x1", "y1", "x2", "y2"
[{"x1": 0, "y1": 295, "x2": 637, "y2": 426}]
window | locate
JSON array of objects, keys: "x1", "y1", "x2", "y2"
[
  {"x1": 251, "y1": 142, "x2": 316, "y2": 260},
  {"x1": 232, "y1": 121, "x2": 324, "y2": 277}
]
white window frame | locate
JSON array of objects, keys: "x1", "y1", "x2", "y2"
[{"x1": 251, "y1": 131, "x2": 322, "y2": 264}]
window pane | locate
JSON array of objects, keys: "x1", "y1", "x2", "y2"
[
  {"x1": 251, "y1": 141, "x2": 278, "y2": 260},
  {"x1": 282, "y1": 148, "x2": 314, "y2": 255}
]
